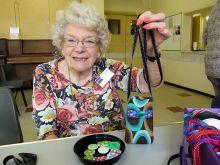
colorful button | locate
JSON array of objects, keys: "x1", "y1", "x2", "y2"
[
  {"x1": 107, "y1": 149, "x2": 121, "y2": 159},
  {"x1": 108, "y1": 141, "x2": 120, "y2": 150},
  {"x1": 98, "y1": 146, "x2": 109, "y2": 154},
  {"x1": 84, "y1": 155, "x2": 94, "y2": 160},
  {"x1": 97, "y1": 140, "x2": 110, "y2": 147},
  {"x1": 94, "y1": 156, "x2": 107, "y2": 161},
  {"x1": 88, "y1": 144, "x2": 98, "y2": 150},
  {"x1": 84, "y1": 149, "x2": 95, "y2": 156}
]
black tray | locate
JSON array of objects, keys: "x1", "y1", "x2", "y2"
[{"x1": 74, "y1": 134, "x2": 126, "y2": 165}]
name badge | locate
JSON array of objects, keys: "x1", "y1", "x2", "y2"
[{"x1": 95, "y1": 68, "x2": 114, "y2": 88}]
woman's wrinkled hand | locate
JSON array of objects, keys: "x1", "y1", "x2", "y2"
[{"x1": 136, "y1": 11, "x2": 171, "y2": 54}]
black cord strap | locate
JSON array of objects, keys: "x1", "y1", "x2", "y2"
[
  {"x1": 147, "y1": 56, "x2": 157, "y2": 62},
  {"x1": 127, "y1": 23, "x2": 140, "y2": 100},
  {"x1": 3, "y1": 153, "x2": 37, "y2": 165},
  {"x1": 127, "y1": 18, "x2": 163, "y2": 100},
  {"x1": 3, "y1": 155, "x2": 23, "y2": 165},
  {"x1": 147, "y1": 52, "x2": 161, "y2": 62}
]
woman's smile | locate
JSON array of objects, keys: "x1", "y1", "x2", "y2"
[{"x1": 72, "y1": 57, "x2": 88, "y2": 61}]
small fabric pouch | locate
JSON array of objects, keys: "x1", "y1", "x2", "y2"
[
  {"x1": 124, "y1": 18, "x2": 163, "y2": 144},
  {"x1": 125, "y1": 96, "x2": 154, "y2": 144}
]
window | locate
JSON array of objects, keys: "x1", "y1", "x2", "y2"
[{"x1": 107, "y1": 19, "x2": 120, "y2": 34}]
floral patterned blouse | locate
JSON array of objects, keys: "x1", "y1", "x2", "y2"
[{"x1": 32, "y1": 57, "x2": 142, "y2": 140}]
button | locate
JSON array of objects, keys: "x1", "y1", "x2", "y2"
[
  {"x1": 108, "y1": 141, "x2": 120, "y2": 150},
  {"x1": 84, "y1": 149, "x2": 95, "y2": 156},
  {"x1": 88, "y1": 144, "x2": 98, "y2": 150},
  {"x1": 98, "y1": 146, "x2": 109, "y2": 154}
]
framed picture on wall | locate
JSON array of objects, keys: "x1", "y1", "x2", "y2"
[{"x1": 160, "y1": 13, "x2": 182, "y2": 50}]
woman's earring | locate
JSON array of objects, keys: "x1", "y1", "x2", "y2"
[
  {"x1": 60, "y1": 49, "x2": 65, "y2": 57},
  {"x1": 54, "y1": 48, "x2": 61, "y2": 59}
]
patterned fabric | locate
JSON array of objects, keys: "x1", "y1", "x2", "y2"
[
  {"x1": 125, "y1": 96, "x2": 153, "y2": 144},
  {"x1": 32, "y1": 57, "x2": 142, "y2": 140},
  {"x1": 203, "y1": 0, "x2": 220, "y2": 78}
]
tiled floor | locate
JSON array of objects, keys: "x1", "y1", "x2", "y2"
[{"x1": 16, "y1": 84, "x2": 212, "y2": 142}]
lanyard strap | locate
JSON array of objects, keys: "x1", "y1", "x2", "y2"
[{"x1": 127, "y1": 21, "x2": 163, "y2": 100}]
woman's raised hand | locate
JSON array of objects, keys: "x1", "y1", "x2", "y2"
[{"x1": 136, "y1": 11, "x2": 171, "y2": 53}]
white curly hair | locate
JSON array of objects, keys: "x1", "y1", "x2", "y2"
[{"x1": 52, "y1": 1, "x2": 111, "y2": 56}]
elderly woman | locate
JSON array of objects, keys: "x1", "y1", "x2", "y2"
[{"x1": 32, "y1": 2, "x2": 171, "y2": 140}]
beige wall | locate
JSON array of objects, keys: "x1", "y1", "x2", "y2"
[
  {"x1": 18, "y1": 0, "x2": 51, "y2": 39},
  {"x1": 0, "y1": 0, "x2": 17, "y2": 38},
  {"x1": 0, "y1": 0, "x2": 147, "y2": 39},
  {"x1": 0, "y1": 0, "x2": 104, "y2": 39},
  {"x1": 151, "y1": 0, "x2": 216, "y2": 51},
  {"x1": 150, "y1": 0, "x2": 217, "y2": 95},
  {"x1": 82, "y1": 0, "x2": 104, "y2": 15},
  {"x1": 0, "y1": 0, "x2": 72, "y2": 39},
  {"x1": 104, "y1": 0, "x2": 149, "y2": 13},
  {"x1": 151, "y1": 0, "x2": 217, "y2": 15},
  {"x1": 162, "y1": 52, "x2": 214, "y2": 95}
]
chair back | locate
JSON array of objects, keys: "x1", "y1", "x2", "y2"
[
  {"x1": 1, "y1": 64, "x2": 17, "y2": 81},
  {"x1": 0, "y1": 87, "x2": 23, "y2": 145},
  {"x1": 0, "y1": 65, "x2": 6, "y2": 82},
  {"x1": 0, "y1": 38, "x2": 8, "y2": 63}
]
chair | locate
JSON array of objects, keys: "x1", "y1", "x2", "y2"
[
  {"x1": 0, "y1": 87, "x2": 23, "y2": 145},
  {"x1": 0, "y1": 38, "x2": 8, "y2": 64},
  {"x1": 0, "y1": 67, "x2": 26, "y2": 116},
  {"x1": 0, "y1": 64, "x2": 32, "y2": 107},
  {"x1": 2, "y1": 64, "x2": 33, "y2": 87}
]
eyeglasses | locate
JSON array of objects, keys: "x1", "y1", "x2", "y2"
[{"x1": 63, "y1": 37, "x2": 99, "y2": 48}]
